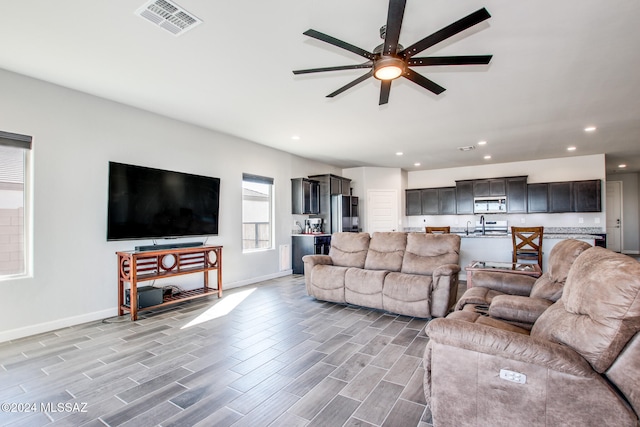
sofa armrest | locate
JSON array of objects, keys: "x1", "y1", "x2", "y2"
[
  {"x1": 430, "y1": 264, "x2": 462, "y2": 317},
  {"x1": 470, "y1": 271, "x2": 537, "y2": 296},
  {"x1": 426, "y1": 318, "x2": 594, "y2": 376},
  {"x1": 488, "y1": 295, "x2": 553, "y2": 326},
  {"x1": 301, "y1": 255, "x2": 333, "y2": 290},
  {"x1": 302, "y1": 254, "x2": 332, "y2": 268}
]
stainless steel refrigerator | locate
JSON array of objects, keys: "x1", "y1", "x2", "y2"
[{"x1": 331, "y1": 195, "x2": 359, "y2": 232}]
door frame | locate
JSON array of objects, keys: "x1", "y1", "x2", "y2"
[{"x1": 605, "y1": 180, "x2": 623, "y2": 252}]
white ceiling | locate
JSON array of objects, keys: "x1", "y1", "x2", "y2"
[{"x1": 2, "y1": 0, "x2": 640, "y2": 173}]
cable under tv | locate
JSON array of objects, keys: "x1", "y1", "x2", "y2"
[{"x1": 135, "y1": 241, "x2": 203, "y2": 252}]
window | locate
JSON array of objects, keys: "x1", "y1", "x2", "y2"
[
  {"x1": 0, "y1": 131, "x2": 32, "y2": 279},
  {"x1": 242, "y1": 173, "x2": 274, "y2": 251}
]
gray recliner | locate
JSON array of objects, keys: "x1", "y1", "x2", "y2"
[{"x1": 423, "y1": 246, "x2": 640, "y2": 427}]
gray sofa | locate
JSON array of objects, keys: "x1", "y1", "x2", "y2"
[{"x1": 302, "y1": 231, "x2": 461, "y2": 318}]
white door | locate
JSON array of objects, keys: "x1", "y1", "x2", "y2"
[
  {"x1": 606, "y1": 181, "x2": 622, "y2": 252},
  {"x1": 367, "y1": 190, "x2": 398, "y2": 232}
]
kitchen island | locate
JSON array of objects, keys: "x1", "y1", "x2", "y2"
[
  {"x1": 456, "y1": 233, "x2": 597, "y2": 277},
  {"x1": 406, "y1": 227, "x2": 602, "y2": 277}
]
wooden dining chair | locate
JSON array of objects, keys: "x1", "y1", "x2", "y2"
[
  {"x1": 511, "y1": 226, "x2": 544, "y2": 270},
  {"x1": 426, "y1": 226, "x2": 451, "y2": 234}
]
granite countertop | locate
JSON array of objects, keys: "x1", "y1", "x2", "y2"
[
  {"x1": 404, "y1": 227, "x2": 604, "y2": 240},
  {"x1": 291, "y1": 233, "x2": 332, "y2": 237}
]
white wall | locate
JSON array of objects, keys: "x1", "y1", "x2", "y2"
[
  {"x1": 342, "y1": 167, "x2": 407, "y2": 232},
  {"x1": 607, "y1": 172, "x2": 640, "y2": 254},
  {"x1": 408, "y1": 155, "x2": 606, "y2": 187},
  {"x1": 0, "y1": 68, "x2": 338, "y2": 342}
]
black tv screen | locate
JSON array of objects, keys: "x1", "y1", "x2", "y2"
[{"x1": 107, "y1": 162, "x2": 220, "y2": 240}]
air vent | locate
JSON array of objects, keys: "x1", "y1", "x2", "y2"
[
  {"x1": 458, "y1": 145, "x2": 476, "y2": 152},
  {"x1": 135, "y1": 0, "x2": 202, "y2": 36}
]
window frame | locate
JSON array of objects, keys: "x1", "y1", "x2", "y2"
[
  {"x1": 0, "y1": 131, "x2": 32, "y2": 281},
  {"x1": 241, "y1": 173, "x2": 274, "y2": 253}
]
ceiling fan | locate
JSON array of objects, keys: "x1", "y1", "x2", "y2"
[{"x1": 292, "y1": 0, "x2": 492, "y2": 105}]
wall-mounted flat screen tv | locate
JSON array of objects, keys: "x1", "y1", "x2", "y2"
[{"x1": 107, "y1": 162, "x2": 220, "y2": 241}]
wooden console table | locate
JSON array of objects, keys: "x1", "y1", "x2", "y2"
[
  {"x1": 465, "y1": 260, "x2": 541, "y2": 288},
  {"x1": 117, "y1": 245, "x2": 222, "y2": 320}
]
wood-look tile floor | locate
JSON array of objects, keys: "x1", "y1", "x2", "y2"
[{"x1": 0, "y1": 275, "x2": 453, "y2": 427}]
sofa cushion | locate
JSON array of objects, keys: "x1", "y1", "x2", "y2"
[
  {"x1": 309, "y1": 264, "x2": 348, "y2": 303},
  {"x1": 345, "y1": 268, "x2": 387, "y2": 310},
  {"x1": 383, "y1": 272, "x2": 433, "y2": 318},
  {"x1": 328, "y1": 232, "x2": 371, "y2": 268},
  {"x1": 529, "y1": 239, "x2": 591, "y2": 301},
  {"x1": 454, "y1": 286, "x2": 505, "y2": 311},
  {"x1": 532, "y1": 247, "x2": 640, "y2": 372},
  {"x1": 401, "y1": 233, "x2": 461, "y2": 275},
  {"x1": 364, "y1": 232, "x2": 407, "y2": 272}
]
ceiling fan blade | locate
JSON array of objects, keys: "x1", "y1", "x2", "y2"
[
  {"x1": 382, "y1": 0, "x2": 407, "y2": 56},
  {"x1": 403, "y1": 68, "x2": 446, "y2": 95},
  {"x1": 379, "y1": 80, "x2": 392, "y2": 105},
  {"x1": 408, "y1": 55, "x2": 493, "y2": 66},
  {"x1": 303, "y1": 29, "x2": 375, "y2": 60},
  {"x1": 327, "y1": 70, "x2": 374, "y2": 98},
  {"x1": 293, "y1": 62, "x2": 373, "y2": 75},
  {"x1": 401, "y1": 8, "x2": 491, "y2": 58}
]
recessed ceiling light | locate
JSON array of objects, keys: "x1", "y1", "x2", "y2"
[
  {"x1": 584, "y1": 126, "x2": 597, "y2": 132},
  {"x1": 477, "y1": 140, "x2": 487, "y2": 146},
  {"x1": 618, "y1": 164, "x2": 627, "y2": 168},
  {"x1": 414, "y1": 162, "x2": 421, "y2": 167},
  {"x1": 567, "y1": 146, "x2": 577, "y2": 151},
  {"x1": 291, "y1": 135, "x2": 300, "y2": 140},
  {"x1": 483, "y1": 155, "x2": 492, "y2": 160},
  {"x1": 396, "y1": 152, "x2": 403, "y2": 156}
]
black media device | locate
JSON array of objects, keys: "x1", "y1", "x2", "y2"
[
  {"x1": 107, "y1": 162, "x2": 220, "y2": 241},
  {"x1": 125, "y1": 286, "x2": 163, "y2": 309}
]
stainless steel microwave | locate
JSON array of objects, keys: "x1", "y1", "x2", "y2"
[{"x1": 474, "y1": 196, "x2": 507, "y2": 213}]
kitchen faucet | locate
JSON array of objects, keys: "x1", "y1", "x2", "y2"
[
  {"x1": 480, "y1": 215, "x2": 485, "y2": 235},
  {"x1": 466, "y1": 220, "x2": 471, "y2": 235}
]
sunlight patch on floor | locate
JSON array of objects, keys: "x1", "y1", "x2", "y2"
[{"x1": 181, "y1": 288, "x2": 256, "y2": 329}]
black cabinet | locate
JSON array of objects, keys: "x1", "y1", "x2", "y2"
[
  {"x1": 473, "y1": 178, "x2": 506, "y2": 197},
  {"x1": 527, "y1": 183, "x2": 549, "y2": 213},
  {"x1": 439, "y1": 187, "x2": 457, "y2": 214},
  {"x1": 455, "y1": 181, "x2": 474, "y2": 214},
  {"x1": 406, "y1": 189, "x2": 422, "y2": 216},
  {"x1": 548, "y1": 182, "x2": 573, "y2": 213},
  {"x1": 573, "y1": 180, "x2": 601, "y2": 212},
  {"x1": 292, "y1": 235, "x2": 331, "y2": 274},
  {"x1": 506, "y1": 177, "x2": 527, "y2": 213},
  {"x1": 329, "y1": 175, "x2": 351, "y2": 195},
  {"x1": 291, "y1": 178, "x2": 320, "y2": 214},
  {"x1": 406, "y1": 187, "x2": 456, "y2": 215},
  {"x1": 421, "y1": 188, "x2": 439, "y2": 215}
]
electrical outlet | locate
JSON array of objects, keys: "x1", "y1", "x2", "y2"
[
  {"x1": 500, "y1": 369, "x2": 526, "y2": 384},
  {"x1": 520, "y1": 217, "x2": 526, "y2": 224},
  {"x1": 579, "y1": 217, "x2": 584, "y2": 224},
  {"x1": 594, "y1": 217, "x2": 600, "y2": 224}
]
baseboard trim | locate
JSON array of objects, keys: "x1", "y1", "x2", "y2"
[
  {"x1": 622, "y1": 250, "x2": 640, "y2": 255},
  {"x1": 224, "y1": 270, "x2": 293, "y2": 290},
  {"x1": 0, "y1": 271, "x2": 296, "y2": 343},
  {"x1": 0, "y1": 308, "x2": 117, "y2": 344}
]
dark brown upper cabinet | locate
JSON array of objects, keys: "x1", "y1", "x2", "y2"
[
  {"x1": 473, "y1": 178, "x2": 506, "y2": 197},
  {"x1": 506, "y1": 177, "x2": 527, "y2": 213},
  {"x1": 291, "y1": 178, "x2": 320, "y2": 214}
]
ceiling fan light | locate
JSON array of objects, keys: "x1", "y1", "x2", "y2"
[{"x1": 374, "y1": 57, "x2": 405, "y2": 80}]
